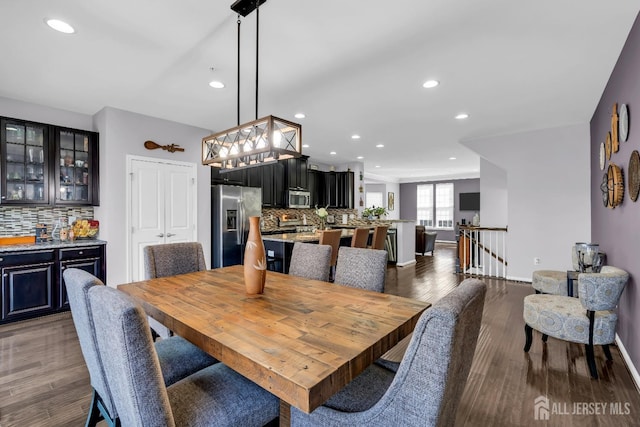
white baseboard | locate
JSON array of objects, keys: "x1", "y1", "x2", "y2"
[
  {"x1": 396, "y1": 259, "x2": 417, "y2": 267},
  {"x1": 616, "y1": 334, "x2": 640, "y2": 394},
  {"x1": 506, "y1": 275, "x2": 532, "y2": 283}
]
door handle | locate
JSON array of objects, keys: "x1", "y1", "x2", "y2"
[
  {"x1": 167, "y1": 233, "x2": 176, "y2": 237},
  {"x1": 156, "y1": 233, "x2": 164, "y2": 237}
]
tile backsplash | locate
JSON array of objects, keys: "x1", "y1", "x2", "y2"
[
  {"x1": 261, "y1": 207, "x2": 388, "y2": 229},
  {"x1": 0, "y1": 206, "x2": 94, "y2": 236}
]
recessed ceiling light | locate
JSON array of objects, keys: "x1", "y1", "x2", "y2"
[
  {"x1": 375, "y1": 165, "x2": 381, "y2": 168},
  {"x1": 45, "y1": 18, "x2": 75, "y2": 34},
  {"x1": 209, "y1": 81, "x2": 225, "y2": 89},
  {"x1": 294, "y1": 113, "x2": 306, "y2": 119},
  {"x1": 422, "y1": 80, "x2": 439, "y2": 88},
  {"x1": 376, "y1": 144, "x2": 384, "y2": 148},
  {"x1": 449, "y1": 157, "x2": 457, "y2": 160},
  {"x1": 302, "y1": 144, "x2": 310, "y2": 148},
  {"x1": 455, "y1": 113, "x2": 469, "y2": 120},
  {"x1": 351, "y1": 134, "x2": 361, "y2": 140},
  {"x1": 330, "y1": 151, "x2": 337, "y2": 155},
  {"x1": 356, "y1": 156, "x2": 364, "y2": 160}
]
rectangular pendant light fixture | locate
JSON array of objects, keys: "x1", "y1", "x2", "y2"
[
  {"x1": 202, "y1": 115, "x2": 301, "y2": 171},
  {"x1": 203, "y1": 0, "x2": 303, "y2": 172}
]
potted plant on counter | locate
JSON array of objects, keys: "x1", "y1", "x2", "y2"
[
  {"x1": 362, "y1": 206, "x2": 388, "y2": 220},
  {"x1": 315, "y1": 204, "x2": 329, "y2": 230}
]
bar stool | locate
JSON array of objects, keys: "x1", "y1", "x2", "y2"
[
  {"x1": 320, "y1": 229, "x2": 342, "y2": 281},
  {"x1": 350, "y1": 227, "x2": 370, "y2": 248},
  {"x1": 370, "y1": 226, "x2": 388, "y2": 250}
]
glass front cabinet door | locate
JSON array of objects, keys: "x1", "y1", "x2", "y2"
[
  {"x1": 1, "y1": 119, "x2": 50, "y2": 204},
  {"x1": 55, "y1": 128, "x2": 98, "y2": 205},
  {"x1": 1, "y1": 117, "x2": 99, "y2": 206}
]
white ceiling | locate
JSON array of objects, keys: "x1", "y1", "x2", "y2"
[{"x1": 0, "y1": 1, "x2": 638, "y2": 182}]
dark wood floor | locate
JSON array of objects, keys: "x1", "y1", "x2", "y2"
[{"x1": 1, "y1": 243, "x2": 638, "y2": 426}]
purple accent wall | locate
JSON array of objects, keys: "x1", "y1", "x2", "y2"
[
  {"x1": 399, "y1": 178, "x2": 480, "y2": 241},
  {"x1": 591, "y1": 13, "x2": 640, "y2": 372}
]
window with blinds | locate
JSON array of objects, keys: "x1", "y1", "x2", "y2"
[
  {"x1": 366, "y1": 191, "x2": 383, "y2": 208},
  {"x1": 416, "y1": 184, "x2": 434, "y2": 227},
  {"x1": 435, "y1": 183, "x2": 454, "y2": 229},
  {"x1": 417, "y1": 183, "x2": 454, "y2": 229}
]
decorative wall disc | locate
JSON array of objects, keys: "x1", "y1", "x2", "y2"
[
  {"x1": 628, "y1": 150, "x2": 640, "y2": 202},
  {"x1": 611, "y1": 103, "x2": 619, "y2": 153},
  {"x1": 607, "y1": 163, "x2": 624, "y2": 209},
  {"x1": 619, "y1": 103, "x2": 629, "y2": 143},
  {"x1": 600, "y1": 172, "x2": 609, "y2": 207}
]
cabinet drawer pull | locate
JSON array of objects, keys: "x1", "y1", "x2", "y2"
[
  {"x1": 167, "y1": 233, "x2": 176, "y2": 237},
  {"x1": 78, "y1": 251, "x2": 83, "y2": 255},
  {"x1": 157, "y1": 233, "x2": 164, "y2": 237}
]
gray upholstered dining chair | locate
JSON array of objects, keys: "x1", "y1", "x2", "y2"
[
  {"x1": 524, "y1": 265, "x2": 628, "y2": 379},
  {"x1": 288, "y1": 242, "x2": 332, "y2": 282},
  {"x1": 88, "y1": 284, "x2": 280, "y2": 427},
  {"x1": 333, "y1": 247, "x2": 387, "y2": 293},
  {"x1": 290, "y1": 278, "x2": 487, "y2": 427},
  {"x1": 143, "y1": 242, "x2": 207, "y2": 338},
  {"x1": 143, "y1": 241, "x2": 207, "y2": 279},
  {"x1": 64, "y1": 268, "x2": 217, "y2": 427}
]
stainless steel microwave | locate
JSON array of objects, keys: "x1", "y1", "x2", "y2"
[{"x1": 287, "y1": 190, "x2": 311, "y2": 208}]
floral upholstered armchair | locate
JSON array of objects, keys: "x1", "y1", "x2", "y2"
[{"x1": 523, "y1": 266, "x2": 629, "y2": 379}]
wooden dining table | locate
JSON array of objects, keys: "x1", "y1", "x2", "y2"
[{"x1": 118, "y1": 265, "x2": 430, "y2": 424}]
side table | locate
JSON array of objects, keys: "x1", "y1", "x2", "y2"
[{"x1": 566, "y1": 270, "x2": 579, "y2": 297}]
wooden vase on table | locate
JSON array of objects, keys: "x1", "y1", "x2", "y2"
[{"x1": 244, "y1": 216, "x2": 266, "y2": 296}]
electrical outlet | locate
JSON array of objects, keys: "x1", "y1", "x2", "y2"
[{"x1": 534, "y1": 257, "x2": 541, "y2": 265}]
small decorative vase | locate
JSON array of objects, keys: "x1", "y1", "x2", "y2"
[
  {"x1": 244, "y1": 216, "x2": 266, "y2": 296},
  {"x1": 319, "y1": 217, "x2": 326, "y2": 230}
]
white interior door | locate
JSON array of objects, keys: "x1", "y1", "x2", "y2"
[{"x1": 128, "y1": 156, "x2": 197, "y2": 281}]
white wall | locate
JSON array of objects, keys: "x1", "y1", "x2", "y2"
[
  {"x1": 0, "y1": 96, "x2": 94, "y2": 133},
  {"x1": 0, "y1": 97, "x2": 95, "y2": 131},
  {"x1": 464, "y1": 124, "x2": 591, "y2": 281},
  {"x1": 93, "y1": 107, "x2": 212, "y2": 286},
  {"x1": 479, "y1": 158, "x2": 508, "y2": 227},
  {"x1": 364, "y1": 181, "x2": 400, "y2": 220}
]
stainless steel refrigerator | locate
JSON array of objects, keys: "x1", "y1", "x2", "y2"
[{"x1": 212, "y1": 185, "x2": 262, "y2": 268}]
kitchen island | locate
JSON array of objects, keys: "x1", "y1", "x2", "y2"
[
  {"x1": 262, "y1": 230, "x2": 354, "y2": 273},
  {"x1": 261, "y1": 219, "x2": 417, "y2": 273}
]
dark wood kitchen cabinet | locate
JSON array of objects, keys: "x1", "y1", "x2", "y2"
[
  {"x1": 308, "y1": 169, "x2": 322, "y2": 207},
  {"x1": 0, "y1": 116, "x2": 99, "y2": 206},
  {"x1": 323, "y1": 172, "x2": 338, "y2": 207},
  {"x1": 337, "y1": 171, "x2": 354, "y2": 209},
  {"x1": 1, "y1": 249, "x2": 56, "y2": 321},
  {"x1": 309, "y1": 170, "x2": 354, "y2": 209},
  {"x1": 286, "y1": 156, "x2": 308, "y2": 190},
  {"x1": 243, "y1": 161, "x2": 286, "y2": 207},
  {"x1": 0, "y1": 242, "x2": 106, "y2": 323},
  {"x1": 211, "y1": 167, "x2": 247, "y2": 186},
  {"x1": 55, "y1": 127, "x2": 99, "y2": 206},
  {"x1": 261, "y1": 162, "x2": 285, "y2": 207},
  {"x1": 58, "y1": 245, "x2": 105, "y2": 309}
]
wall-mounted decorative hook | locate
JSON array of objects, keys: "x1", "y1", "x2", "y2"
[{"x1": 144, "y1": 140, "x2": 185, "y2": 153}]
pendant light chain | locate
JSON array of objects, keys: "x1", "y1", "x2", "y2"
[
  {"x1": 237, "y1": 15, "x2": 241, "y2": 127},
  {"x1": 255, "y1": 0, "x2": 259, "y2": 120}
]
